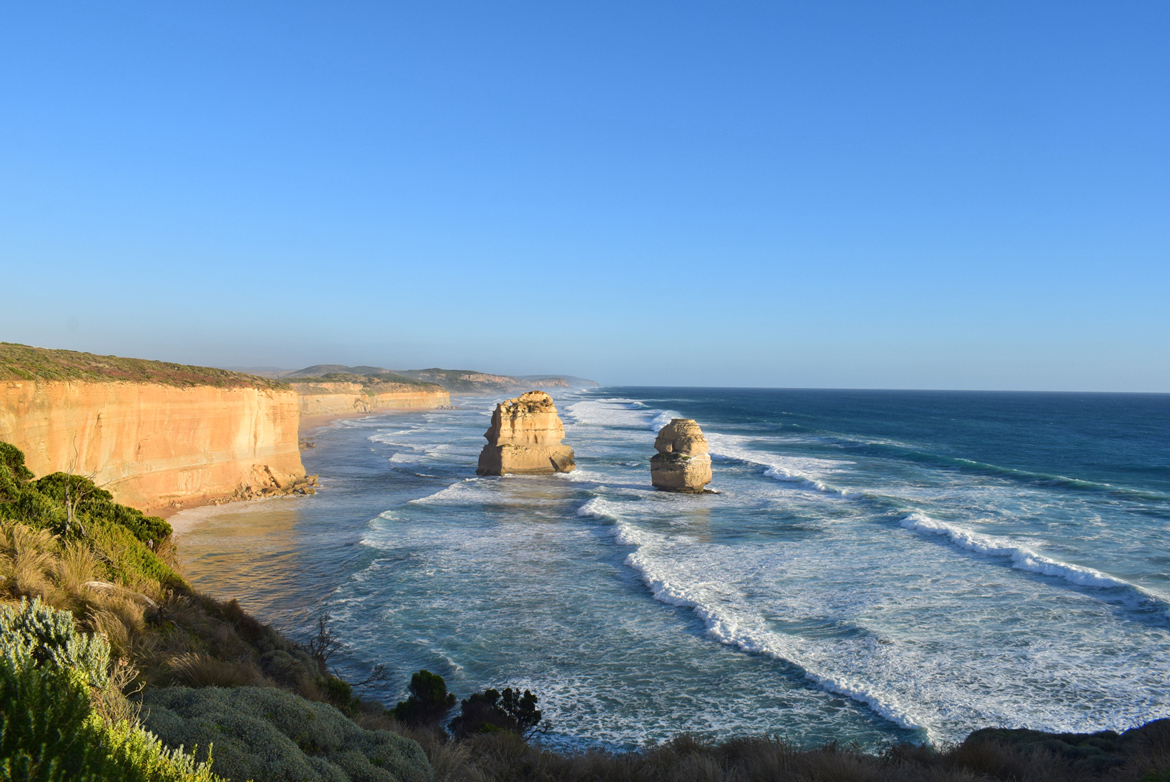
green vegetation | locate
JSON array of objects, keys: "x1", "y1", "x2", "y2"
[
  {"x1": 1, "y1": 597, "x2": 223, "y2": 782},
  {"x1": 286, "y1": 372, "x2": 443, "y2": 396},
  {"x1": 143, "y1": 686, "x2": 431, "y2": 782},
  {"x1": 391, "y1": 670, "x2": 456, "y2": 727},
  {"x1": 0, "y1": 342, "x2": 288, "y2": 388},
  {"x1": 449, "y1": 687, "x2": 544, "y2": 740}
]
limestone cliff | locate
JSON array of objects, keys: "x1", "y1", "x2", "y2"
[
  {"x1": 650, "y1": 419, "x2": 713, "y2": 493},
  {"x1": 0, "y1": 344, "x2": 309, "y2": 514},
  {"x1": 290, "y1": 381, "x2": 449, "y2": 417},
  {"x1": 477, "y1": 391, "x2": 576, "y2": 475}
]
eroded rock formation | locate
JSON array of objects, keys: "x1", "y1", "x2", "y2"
[
  {"x1": 477, "y1": 391, "x2": 575, "y2": 475},
  {"x1": 650, "y1": 419, "x2": 712, "y2": 493}
]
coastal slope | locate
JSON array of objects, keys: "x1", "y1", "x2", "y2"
[{"x1": 0, "y1": 343, "x2": 307, "y2": 514}]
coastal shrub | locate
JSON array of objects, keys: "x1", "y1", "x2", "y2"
[
  {"x1": 142, "y1": 685, "x2": 432, "y2": 782},
  {"x1": 449, "y1": 687, "x2": 543, "y2": 740},
  {"x1": 0, "y1": 442, "x2": 183, "y2": 592},
  {"x1": 0, "y1": 597, "x2": 110, "y2": 688},
  {"x1": 0, "y1": 598, "x2": 222, "y2": 782},
  {"x1": 33, "y1": 472, "x2": 173, "y2": 544},
  {"x1": 391, "y1": 670, "x2": 456, "y2": 727}
]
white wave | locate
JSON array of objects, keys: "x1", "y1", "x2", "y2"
[
  {"x1": 706, "y1": 433, "x2": 857, "y2": 498},
  {"x1": 565, "y1": 398, "x2": 677, "y2": 432},
  {"x1": 368, "y1": 430, "x2": 416, "y2": 445},
  {"x1": 900, "y1": 512, "x2": 1167, "y2": 602},
  {"x1": 649, "y1": 411, "x2": 679, "y2": 431},
  {"x1": 409, "y1": 479, "x2": 484, "y2": 505},
  {"x1": 577, "y1": 497, "x2": 622, "y2": 522},
  {"x1": 613, "y1": 519, "x2": 932, "y2": 737}
]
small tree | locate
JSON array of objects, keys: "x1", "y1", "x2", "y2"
[
  {"x1": 449, "y1": 687, "x2": 544, "y2": 740},
  {"x1": 391, "y1": 670, "x2": 455, "y2": 727}
]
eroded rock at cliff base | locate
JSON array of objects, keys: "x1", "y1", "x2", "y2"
[
  {"x1": 477, "y1": 391, "x2": 576, "y2": 475},
  {"x1": 650, "y1": 418, "x2": 712, "y2": 493}
]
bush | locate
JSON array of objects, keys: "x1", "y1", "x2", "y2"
[
  {"x1": 449, "y1": 687, "x2": 543, "y2": 740},
  {"x1": 142, "y1": 686, "x2": 432, "y2": 782},
  {"x1": 0, "y1": 596, "x2": 109, "y2": 688},
  {"x1": 391, "y1": 670, "x2": 456, "y2": 727},
  {"x1": 0, "y1": 598, "x2": 222, "y2": 782}
]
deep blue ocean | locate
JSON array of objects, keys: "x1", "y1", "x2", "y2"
[{"x1": 173, "y1": 388, "x2": 1170, "y2": 748}]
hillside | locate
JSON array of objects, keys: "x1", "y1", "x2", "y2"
[
  {"x1": 0, "y1": 343, "x2": 286, "y2": 389},
  {"x1": 235, "y1": 363, "x2": 599, "y2": 394}
]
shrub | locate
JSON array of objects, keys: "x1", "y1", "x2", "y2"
[
  {"x1": 449, "y1": 687, "x2": 544, "y2": 740},
  {"x1": 391, "y1": 670, "x2": 456, "y2": 727},
  {"x1": 142, "y1": 686, "x2": 432, "y2": 782},
  {"x1": 0, "y1": 596, "x2": 109, "y2": 688},
  {"x1": 0, "y1": 597, "x2": 222, "y2": 782}
]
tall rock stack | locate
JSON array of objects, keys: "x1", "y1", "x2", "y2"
[
  {"x1": 650, "y1": 419, "x2": 712, "y2": 493},
  {"x1": 477, "y1": 391, "x2": 576, "y2": 475}
]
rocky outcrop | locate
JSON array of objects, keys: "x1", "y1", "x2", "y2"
[
  {"x1": 290, "y1": 381, "x2": 449, "y2": 418},
  {"x1": 476, "y1": 391, "x2": 575, "y2": 475},
  {"x1": 650, "y1": 419, "x2": 712, "y2": 493},
  {"x1": 0, "y1": 379, "x2": 307, "y2": 514}
]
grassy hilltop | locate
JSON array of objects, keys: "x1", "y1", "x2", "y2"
[{"x1": 0, "y1": 343, "x2": 287, "y2": 389}]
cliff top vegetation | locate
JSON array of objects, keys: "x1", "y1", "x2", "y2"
[
  {"x1": 285, "y1": 371, "x2": 440, "y2": 390},
  {"x1": 0, "y1": 343, "x2": 288, "y2": 389}
]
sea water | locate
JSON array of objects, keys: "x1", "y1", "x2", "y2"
[{"x1": 173, "y1": 388, "x2": 1170, "y2": 748}]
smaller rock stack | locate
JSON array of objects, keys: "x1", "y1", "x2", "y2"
[
  {"x1": 650, "y1": 419, "x2": 713, "y2": 493},
  {"x1": 477, "y1": 391, "x2": 576, "y2": 475}
]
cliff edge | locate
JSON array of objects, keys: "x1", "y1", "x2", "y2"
[{"x1": 0, "y1": 343, "x2": 310, "y2": 514}]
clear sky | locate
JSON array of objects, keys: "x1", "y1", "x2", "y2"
[{"x1": 1, "y1": 2, "x2": 1167, "y2": 390}]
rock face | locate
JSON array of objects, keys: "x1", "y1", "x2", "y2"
[
  {"x1": 0, "y1": 380, "x2": 307, "y2": 514},
  {"x1": 476, "y1": 391, "x2": 576, "y2": 475},
  {"x1": 650, "y1": 419, "x2": 712, "y2": 493},
  {"x1": 290, "y1": 381, "x2": 449, "y2": 417}
]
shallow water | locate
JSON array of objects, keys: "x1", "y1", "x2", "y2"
[{"x1": 175, "y1": 388, "x2": 1170, "y2": 748}]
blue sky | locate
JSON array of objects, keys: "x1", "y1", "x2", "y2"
[{"x1": 1, "y1": 2, "x2": 1167, "y2": 390}]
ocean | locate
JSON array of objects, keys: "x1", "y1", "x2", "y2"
[{"x1": 172, "y1": 387, "x2": 1170, "y2": 749}]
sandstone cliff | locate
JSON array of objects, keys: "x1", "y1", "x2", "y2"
[
  {"x1": 650, "y1": 419, "x2": 713, "y2": 493},
  {"x1": 0, "y1": 344, "x2": 310, "y2": 514},
  {"x1": 477, "y1": 391, "x2": 576, "y2": 475},
  {"x1": 290, "y1": 380, "x2": 449, "y2": 417}
]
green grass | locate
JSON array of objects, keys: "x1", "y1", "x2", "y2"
[{"x1": 0, "y1": 343, "x2": 288, "y2": 388}]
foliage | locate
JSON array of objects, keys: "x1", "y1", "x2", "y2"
[
  {"x1": 142, "y1": 685, "x2": 432, "y2": 782},
  {"x1": 449, "y1": 687, "x2": 543, "y2": 740},
  {"x1": 0, "y1": 341, "x2": 287, "y2": 388},
  {"x1": 0, "y1": 598, "x2": 222, "y2": 782},
  {"x1": 0, "y1": 441, "x2": 183, "y2": 591},
  {"x1": 391, "y1": 670, "x2": 456, "y2": 727},
  {"x1": 0, "y1": 596, "x2": 110, "y2": 688}
]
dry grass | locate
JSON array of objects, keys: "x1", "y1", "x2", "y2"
[
  {"x1": 348, "y1": 711, "x2": 1170, "y2": 782},
  {"x1": 0, "y1": 522, "x2": 59, "y2": 600}
]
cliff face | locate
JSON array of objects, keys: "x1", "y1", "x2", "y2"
[
  {"x1": 0, "y1": 380, "x2": 307, "y2": 514},
  {"x1": 477, "y1": 391, "x2": 576, "y2": 475},
  {"x1": 650, "y1": 418, "x2": 713, "y2": 493},
  {"x1": 290, "y1": 382, "x2": 449, "y2": 417}
]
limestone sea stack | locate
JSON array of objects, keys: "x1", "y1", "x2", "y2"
[
  {"x1": 476, "y1": 391, "x2": 576, "y2": 476},
  {"x1": 650, "y1": 419, "x2": 713, "y2": 493}
]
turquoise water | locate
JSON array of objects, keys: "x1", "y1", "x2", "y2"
[{"x1": 174, "y1": 388, "x2": 1170, "y2": 748}]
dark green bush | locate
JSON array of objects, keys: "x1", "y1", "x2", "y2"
[
  {"x1": 449, "y1": 687, "x2": 543, "y2": 740},
  {"x1": 391, "y1": 670, "x2": 455, "y2": 727},
  {"x1": 143, "y1": 686, "x2": 432, "y2": 782}
]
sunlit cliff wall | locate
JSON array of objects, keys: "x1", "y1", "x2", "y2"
[
  {"x1": 0, "y1": 380, "x2": 305, "y2": 514},
  {"x1": 291, "y1": 382, "x2": 449, "y2": 417}
]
